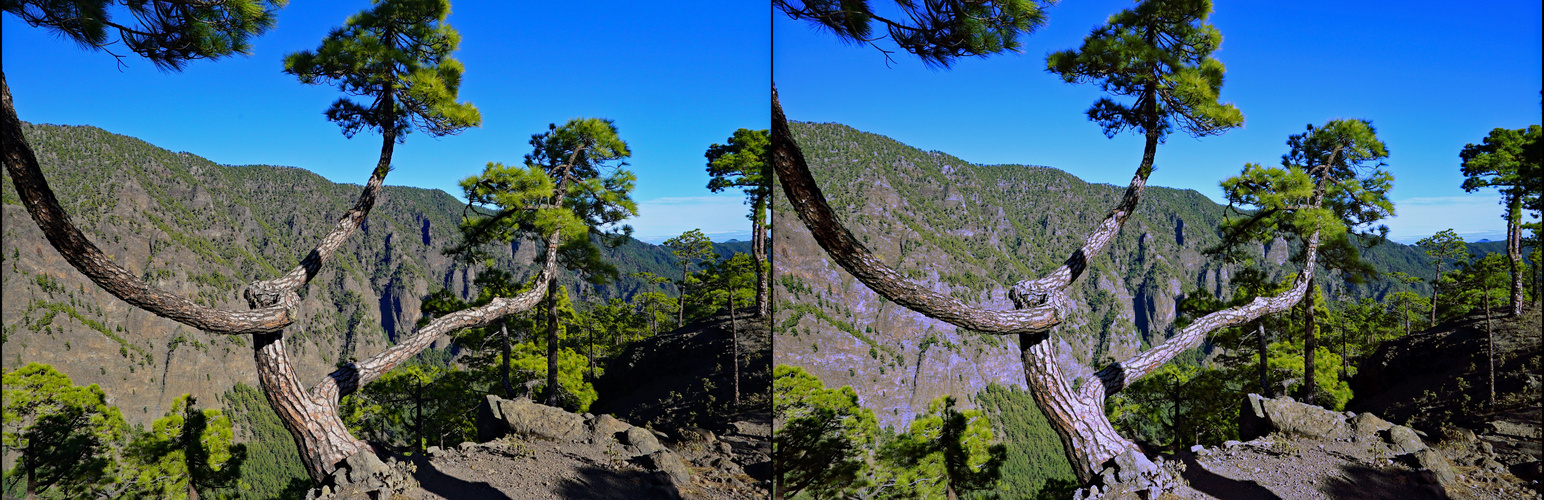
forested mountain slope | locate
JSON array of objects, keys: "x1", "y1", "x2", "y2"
[
  {"x1": 772, "y1": 121, "x2": 1492, "y2": 429},
  {"x1": 1, "y1": 122, "x2": 744, "y2": 428}
]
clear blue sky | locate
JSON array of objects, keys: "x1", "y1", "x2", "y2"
[
  {"x1": 4, "y1": 1, "x2": 769, "y2": 244},
  {"x1": 775, "y1": 0, "x2": 1542, "y2": 244}
]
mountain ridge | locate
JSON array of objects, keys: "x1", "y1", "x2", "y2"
[
  {"x1": 1, "y1": 121, "x2": 745, "y2": 428},
  {"x1": 772, "y1": 121, "x2": 1516, "y2": 429}
]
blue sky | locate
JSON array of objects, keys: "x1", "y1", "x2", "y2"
[
  {"x1": 4, "y1": 1, "x2": 768, "y2": 244},
  {"x1": 775, "y1": 0, "x2": 1542, "y2": 244}
]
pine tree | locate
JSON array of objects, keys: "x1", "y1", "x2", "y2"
[
  {"x1": 772, "y1": 0, "x2": 1257, "y2": 485},
  {"x1": 126, "y1": 395, "x2": 245, "y2": 500},
  {"x1": 772, "y1": 365, "x2": 879, "y2": 499},
  {"x1": 1459, "y1": 125, "x2": 1542, "y2": 317},
  {"x1": 3, "y1": 0, "x2": 284, "y2": 71},
  {"x1": 455, "y1": 117, "x2": 636, "y2": 408},
  {"x1": 706, "y1": 128, "x2": 773, "y2": 317},
  {"x1": 775, "y1": 0, "x2": 1052, "y2": 67},
  {"x1": 879, "y1": 396, "x2": 1006, "y2": 500},
  {"x1": 664, "y1": 229, "x2": 717, "y2": 328},
  {"x1": 1418, "y1": 229, "x2": 1468, "y2": 325},
  {"x1": 2, "y1": 363, "x2": 129, "y2": 499},
  {"x1": 1213, "y1": 119, "x2": 1394, "y2": 406}
]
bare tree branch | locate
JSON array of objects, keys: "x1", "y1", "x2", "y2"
[
  {"x1": 772, "y1": 87, "x2": 1060, "y2": 335},
  {"x1": 2, "y1": 73, "x2": 291, "y2": 335}
]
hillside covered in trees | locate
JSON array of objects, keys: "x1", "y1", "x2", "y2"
[
  {"x1": 771, "y1": 121, "x2": 1538, "y2": 498},
  {"x1": 2, "y1": 122, "x2": 759, "y2": 497}
]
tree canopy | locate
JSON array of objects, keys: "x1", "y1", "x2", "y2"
[
  {"x1": 283, "y1": 0, "x2": 481, "y2": 142},
  {"x1": 775, "y1": 0, "x2": 1051, "y2": 67},
  {"x1": 1045, "y1": 0, "x2": 1243, "y2": 145},
  {"x1": 125, "y1": 394, "x2": 245, "y2": 499},
  {"x1": 879, "y1": 395, "x2": 1006, "y2": 499},
  {"x1": 2, "y1": 363, "x2": 128, "y2": 498},
  {"x1": 773, "y1": 364, "x2": 878, "y2": 498},
  {"x1": 3, "y1": 0, "x2": 286, "y2": 70},
  {"x1": 456, "y1": 118, "x2": 636, "y2": 256},
  {"x1": 1460, "y1": 126, "x2": 1542, "y2": 197},
  {"x1": 1216, "y1": 119, "x2": 1393, "y2": 252}
]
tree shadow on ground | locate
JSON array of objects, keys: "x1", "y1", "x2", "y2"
[
  {"x1": 410, "y1": 456, "x2": 511, "y2": 500},
  {"x1": 552, "y1": 465, "x2": 677, "y2": 499},
  {"x1": 1175, "y1": 451, "x2": 1283, "y2": 500},
  {"x1": 1320, "y1": 464, "x2": 1447, "y2": 500}
]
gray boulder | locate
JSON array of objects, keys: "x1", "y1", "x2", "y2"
[
  {"x1": 1239, "y1": 393, "x2": 1349, "y2": 440},
  {"x1": 589, "y1": 414, "x2": 631, "y2": 443},
  {"x1": 1407, "y1": 449, "x2": 1455, "y2": 485},
  {"x1": 642, "y1": 450, "x2": 693, "y2": 487},
  {"x1": 1351, "y1": 412, "x2": 1393, "y2": 439},
  {"x1": 1387, "y1": 425, "x2": 1427, "y2": 454},
  {"x1": 623, "y1": 426, "x2": 665, "y2": 457},
  {"x1": 306, "y1": 452, "x2": 418, "y2": 500},
  {"x1": 476, "y1": 395, "x2": 585, "y2": 442},
  {"x1": 1239, "y1": 394, "x2": 1270, "y2": 440},
  {"x1": 1489, "y1": 421, "x2": 1539, "y2": 439}
]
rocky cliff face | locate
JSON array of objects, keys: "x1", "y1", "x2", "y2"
[
  {"x1": 772, "y1": 122, "x2": 1434, "y2": 429},
  {"x1": 1, "y1": 122, "x2": 685, "y2": 427}
]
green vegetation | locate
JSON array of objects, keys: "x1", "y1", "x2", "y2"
[
  {"x1": 775, "y1": 365, "x2": 1016, "y2": 499},
  {"x1": 774, "y1": 365, "x2": 877, "y2": 499},
  {"x1": 2, "y1": 363, "x2": 127, "y2": 499},
  {"x1": 974, "y1": 384, "x2": 1076, "y2": 499},
  {"x1": 665, "y1": 229, "x2": 718, "y2": 328},
  {"x1": 776, "y1": 0, "x2": 1051, "y2": 68},
  {"x1": 124, "y1": 394, "x2": 244, "y2": 499},
  {"x1": 340, "y1": 363, "x2": 483, "y2": 454},
  {"x1": 878, "y1": 396, "x2": 1005, "y2": 499},
  {"x1": 219, "y1": 384, "x2": 310, "y2": 500}
]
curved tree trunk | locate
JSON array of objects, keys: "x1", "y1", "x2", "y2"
[
  {"x1": 771, "y1": 88, "x2": 1060, "y2": 335},
  {"x1": 6, "y1": 68, "x2": 569, "y2": 481},
  {"x1": 773, "y1": 78, "x2": 1329, "y2": 485},
  {"x1": 2, "y1": 75, "x2": 291, "y2": 335},
  {"x1": 1019, "y1": 337, "x2": 1139, "y2": 483}
]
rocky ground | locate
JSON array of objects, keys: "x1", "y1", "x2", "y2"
[
  {"x1": 306, "y1": 396, "x2": 768, "y2": 500},
  {"x1": 1160, "y1": 395, "x2": 1539, "y2": 500},
  {"x1": 1083, "y1": 306, "x2": 1543, "y2": 500},
  {"x1": 304, "y1": 312, "x2": 772, "y2": 500}
]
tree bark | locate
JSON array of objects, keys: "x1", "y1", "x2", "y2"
[
  {"x1": 773, "y1": 77, "x2": 1330, "y2": 485},
  {"x1": 9, "y1": 65, "x2": 561, "y2": 481},
  {"x1": 1484, "y1": 281, "x2": 1495, "y2": 407},
  {"x1": 546, "y1": 282, "x2": 561, "y2": 407},
  {"x1": 730, "y1": 286, "x2": 741, "y2": 410},
  {"x1": 500, "y1": 320, "x2": 512, "y2": 399},
  {"x1": 1431, "y1": 257, "x2": 1443, "y2": 326},
  {"x1": 1402, "y1": 298, "x2": 1410, "y2": 337},
  {"x1": 2, "y1": 74, "x2": 291, "y2": 335},
  {"x1": 753, "y1": 201, "x2": 770, "y2": 317},
  {"x1": 772, "y1": 87, "x2": 1061, "y2": 335},
  {"x1": 678, "y1": 263, "x2": 689, "y2": 328},
  {"x1": 1506, "y1": 196, "x2": 1524, "y2": 317},
  {"x1": 1302, "y1": 277, "x2": 1318, "y2": 405},
  {"x1": 1257, "y1": 322, "x2": 1270, "y2": 396}
]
